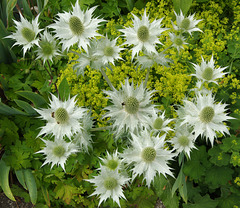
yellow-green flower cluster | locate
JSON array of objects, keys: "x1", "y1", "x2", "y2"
[{"x1": 234, "y1": 177, "x2": 240, "y2": 187}]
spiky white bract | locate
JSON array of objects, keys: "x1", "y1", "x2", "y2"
[
  {"x1": 169, "y1": 32, "x2": 188, "y2": 52},
  {"x1": 191, "y1": 55, "x2": 228, "y2": 84},
  {"x1": 119, "y1": 9, "x2": 167, "y2": 59},
  {"x1": 35, "y1": 94, "x2": 86, "y2": 139},
  {"x1": 6, "y1": 13, "x2": 41, "y2": 56},
  {"x1": 36, "y1": 138, "x2": 79, "y2": 171},
  {"x1": 94, "y1": 36, "x2": 123, "y2": 65},
  {"x1": 180, "y1": 92, "x2": 233, "y2": 146},
  {"x1": 100, "y1": 150, "x2": 122, "y2": 171},
  {"x1": 135, "y1": 51, "x2": 171, "y2": 69},
  {"x1": 172, "y1": 10, "x2": 202, "y2": 35},
  {"x1": 36, "y1": 30, "x2": 60, "y2": 63},
  {"x1": 103, "y1": 79, "x2": 156, "y2": 136},
  {"x1": 49, "y1": 0, "x2": 104, "y2": 52},
  {"x1": 87, "y1": 166, "x2": 129, "y2": 207},
  {"x1": 73, "y1": 111, "x2": 93, "y2": 152},
  {"x1": 170, "y1": 125, "x2": 196, "y2": 158},
  {"x1": 146, "y1": 110, "x2": 173, "y2": 136},
  {"x1": 122, "y1": 130, "x2": 174, "y2": 187}
]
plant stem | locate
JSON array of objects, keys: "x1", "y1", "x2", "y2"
[
  {"x1": 100, "y1": 67, "x2": 115, "y2": 91},
  {"x1": 144, "y1": 67, "x2": 150, "y2": 88}
]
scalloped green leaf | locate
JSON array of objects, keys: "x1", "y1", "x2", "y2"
[{"x1": 16, "y1": 91, "x2": 47, "y2": 108}]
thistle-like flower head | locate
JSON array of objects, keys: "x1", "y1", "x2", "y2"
[
  {"x1": 86, "y1": 167, "x2": 129, "y2": 207},
  {"x1": 191, "y1": 55, "x2": 228, "y2": 84},
  {"x1": 122, "y1": 130, "x2": 174, "y2": 187},
  {"x1": 103, "y1": 79, "x2": 156, "y2": 136},
  {"x1": 172, "y1": 10, "x2": 202, "y2": 35},
  {"x1": 169, "y1": 32, "x2": 188, "y2": 52},
  {"x1": 6, "y1": 13, "x2": 42, "y2": 56},
  {"x1": 120, "y1": 9, "x2": 167, "y2": 59},
  {"x1": 34, "y1": 94, "x2": 86, "y2": 139},
  {"x1": 49, "y1": 0, "x2": 105, "y2": 52},
  {"x1": 36, "y1": 138, "x2": 79, "y2": 171},
  {"x1": 180, "y1": 92, "x2": 233, "y2": 146}
]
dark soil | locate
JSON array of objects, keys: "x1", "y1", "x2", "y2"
[{"x1": 0, "y1": 193, "x2": 33, "y2": 208}]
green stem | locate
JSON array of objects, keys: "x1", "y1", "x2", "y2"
[
  {"x1": 144, "y1": 67, "x2": 150, "y2": 88},
  {"x1": 100, "y1": 67, "x2": 115, "y2": 91}
]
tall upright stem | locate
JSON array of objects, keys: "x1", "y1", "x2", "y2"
[{"x1": 100, "y1": 67, "x2": 115, "y2": 91}]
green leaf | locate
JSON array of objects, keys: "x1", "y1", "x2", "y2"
[
  {"x1": 153, "y1": 174, "x2": 179, "y2": 208},
  {"x1": 183, "y1": 194, "x2": 218, "y2": 208},
  {"x1": 14, "y1": 99, "x2": 37, "y2": 115},
  {"x1": 183, "y1": 146, "x2": 210, "y2": 180},
  {"x1": 125, "y1": 0, "x2": 134, "y2": 11},
  {"x1": 220, "y1": 136, "x2": 240, "y2": 152},
  {"x1": 23, "y1": 169, "x2": 38, "y2": 205},
  {"x1": 172, "y1": 0, "x2": 193, "y2": 15},
  {"x1": 41, "y1": 185, "x2": 51, "y2": 207},
  {"x1": 208, "y1": 146, "x2": 231, "y2": 166},
  {"x1": 0, "y1": 101, "x2": 27, "y2": 115},
  {"x1": 58, "y1": 77, "x2": 70, "y2": 101},
  {"x1": 205, "y1": 166, "x2": 234, "y2": 189},
  {"x1": 16, "y1": 91, "x2": 47, "y2": 108},
  {"x1": 54, "y1": 182, "x2": 78, "y2": 204},
  {"x1": 0, "y1": 160, "x2": 16, "y2": 201},
  {"x1": 15, "y1": 169, "x2": 27, "y2": 190},
  {"x1": 21, "y1": 0, "x2": 33, "y2": 18}
]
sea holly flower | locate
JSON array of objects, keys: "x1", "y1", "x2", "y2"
[
  {"x1": 170, "y1": 124, "x2": 196, "y2": 158},
  {"x1": 36, "y1": 138, "x2": 79, "y2": 171},
  {"x1": 172, "y1": 10, "x2": 202, "y2": 35},
  {"x1": 34, "y1": 94, "x2": 86, "y2": 139},
  {"x1": 36, "y1": 30, "x2": 60, "y2": 63},
  {"x1": 169, "y1": 32, "x2": 188, "y2": 52},
  {"x1": 119, "y1": 9, "x2": 167, "y2": 59},
  {"x1": 103, "y1": 79, "x2": 156, "y2": 136},
  {"x1": 49, "y1": 0, "x2": 105, "y2": 52},
  {"x1": 86, "y1": 167, "x2": 129, "y2": 207},
  {"x1": 122, "y1": 130, "x2": 174, "y2": 187},
  {"x1": 191, "y1": 55, "x2": 228, "y2": 84},
  {"x1": 6, "y1": 13, "x2": 41, "y2": 56},
  {"x1": 135, "y1": 51, "x2": 171, "y2": 69},
  {"x1": 94, "y1": 36, "x2": 123, "y2": 66},
  {"x1": 100, "y1": 150, "x2": 123, "y2": 171},
  {"x1": 73, "y1": 111, "x2": 93, "y2": 152},
  {"x1": 180, "y1": 92, "x2": 233, "y2": 146},
  {"x1": 146, "y1": 110, "x2": 174, "y2": 136}
]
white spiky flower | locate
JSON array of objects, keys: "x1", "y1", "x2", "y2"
[
  {"x1": 36, "y1": 30, "x2": 60, "y2": 63},
  {"x1": 180, "y1": 92, "x2": 233, "y2": 146},
  {"x1": 72, "y1": 39, "x2": 103, "y2": 76},
  {"x1": 103, "y1": 79, "x2": 156, "y2": 136},
  {"x1": 169, "y1": 32, "x2": 188, "y2": 52},
  {"x1": 170, "y1": 124, "x2": 196, "y2": 158},
  {"x1": 86, "y1": 166, "x2": 129, "y2": 207},
  {"x1": 146, "y1": 110, "x2": 173, "y2": 136},
  {"x1": 94, "y1": 36, "x2": 123, "y2": 65},
  {"x1": 135, "y1": 51, "x2": 172, "y2": 69},
  {"x1": 119, "y1": 9, "x2": 167, "y2": 59},
  {"x1": 49, "y1": 0, "x2": 105, "y2": 52},
  {"x1": 100, "y1": 150, "x2": 123, "y2": 171},
  {"x1": 191, "y1": 55, "x2": 228, "y2": 84},
  {"x1": 34, "y1": 94, "x2": 86, "y2": 139},
  {"x1": 6, "y1": 13, "x2": 41, "y2": 56},
  {"x1": 36, "y1": 138, "x2": 79, "y2": 171},
  {"x1": 73, "y1": 111, "x2": 93, "y2": 152},
  {"x1": 172, "y1": 10, "x2": 202, "y2": 35},
  {"x1": 122, "y1": 130, "x2": 174, "y2": 187}
]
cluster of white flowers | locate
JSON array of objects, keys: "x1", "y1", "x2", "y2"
[{"x1": 7, "y1": 1, "x2": 234, "y2": 207}]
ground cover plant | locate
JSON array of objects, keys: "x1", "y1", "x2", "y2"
[{"x1": 0, "y1": 0, "x2": 240, "y2": 207}]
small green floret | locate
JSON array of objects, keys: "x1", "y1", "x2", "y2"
[
  {"x1": 40, "y1": 41, "x2": 54, "y2": 56},
  {"x1": 106, "y1": 159, "x2": 119, "y2": 170},
  {"x1": 104, "y1": 46, "x2": 114, "y2": 57},
  {"x1": 53, "y1": 145, "x2": 66, "y2": 157},
  {"x1": 69, "y1": 16, "x2": 84, "y2": 35},
  {"x1": 55, "y1": 107, "x2": 69, "y2": 124},
  {"x1": 104, "y1": 177, "x2": 118, "y2": 190},
  {"x1": 178, "y1": 136, "x2": 189, "y2": 147},
  {"x1": 142, "y1": 147, "x2": 156, "y2": 162},
  {"x1": 202, "y1": 67, "x2": 213, "y2": 81},
  {"x1": 137, "y1": 25, "x2": 150, "y2": 42},
  {"x1": 21, "y1": 27, "x2": 35, "y2": 42},
  {"x1": 175, "y1": 37, "x2": 183, "y2": 46},
  {"x1": 180, "y1": 18, "x2": 190, "y2": 30},
  {"x1": 153, "y1": 117, "x2": 164, "y2": 130},
  {"x1": 124, "y1": 96, "x2": 140, "y2": 114},
  {"x1": 200, "y1": 106, "x2": 215, "y2": 123}
]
